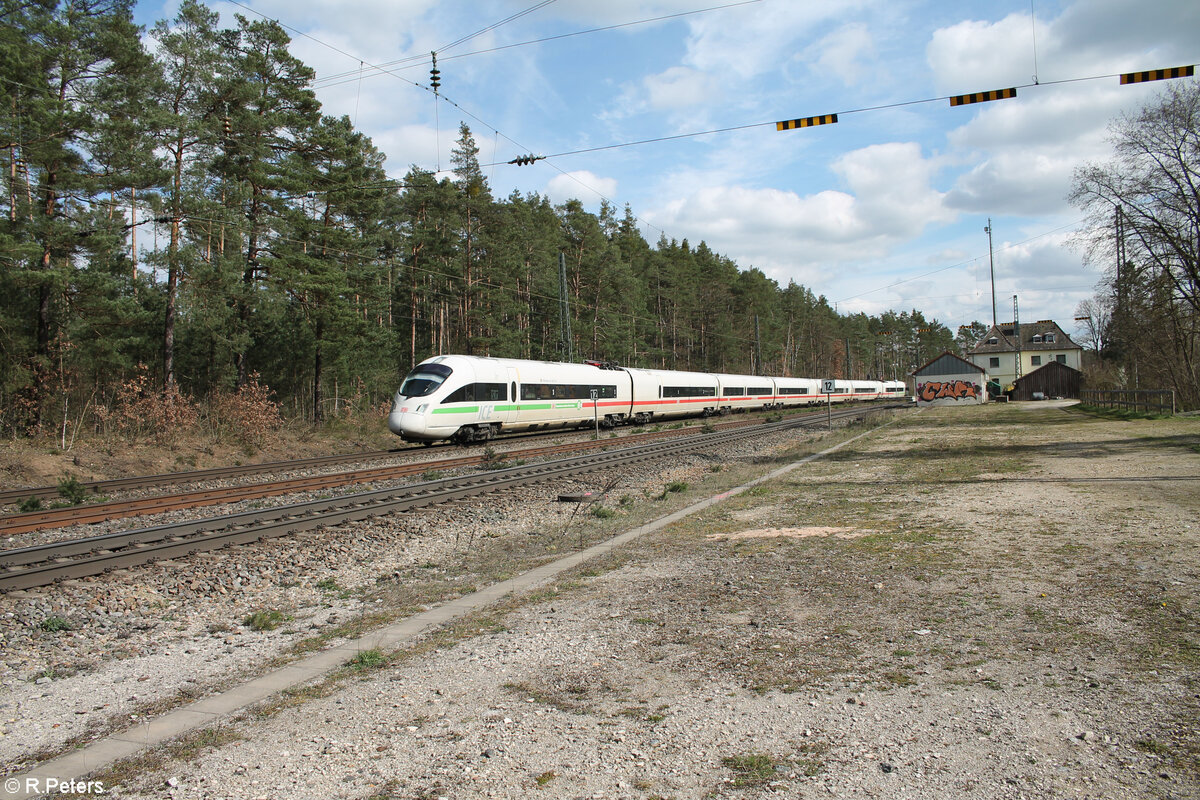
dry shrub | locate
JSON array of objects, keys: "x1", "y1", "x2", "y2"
[
  {"x1": 94, "y1": 366, "x2": 198, "y2": 444},
  {"x1": 210, "y1": 373, "x2": 282, "y2": 446}
]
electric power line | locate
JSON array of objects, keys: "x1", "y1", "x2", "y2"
[{"x1": 311, "y1": 1, "x2": 763, "y2": 89}]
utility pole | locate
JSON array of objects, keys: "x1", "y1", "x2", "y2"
[
  {"x1": 985, "y1": 218, "x2": 997, "y2": 328},
  {"x1": 1012, "y1": 295, "x2": 1022, "y2": 381},
  {"x1": 753, "y1": 315, "x2": 762, "y2": 375},
  {"x1": 1114, "y1": 205, "x2": 1125, "y2": 357},
  {"x1": 558, "y1": 252, "x2": 573, "y2": 362}
]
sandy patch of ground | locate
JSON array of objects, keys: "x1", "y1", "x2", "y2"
[{"x1": 706, "y1": 526, "x2": 871, "y2": 540}]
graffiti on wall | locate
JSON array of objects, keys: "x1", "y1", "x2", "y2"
[{"x1": 917, "y1": 380, "x2": 980, "y2": 402}]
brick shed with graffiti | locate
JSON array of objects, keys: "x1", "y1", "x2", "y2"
[{"x1": 912, "y1": 351, "x2": 988, "y2": 406}]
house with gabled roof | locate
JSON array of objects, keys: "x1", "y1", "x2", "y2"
[
  {"x1": 967, "y1": 320, "x2": 1083, "y2": 391},
  {"x1": 912, "y1": 351, "x2": 987, "y2": 405}
]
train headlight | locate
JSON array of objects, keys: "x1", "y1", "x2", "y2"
[{"x1": 415, "y1": 404, "x2": 428, "y2": 414}]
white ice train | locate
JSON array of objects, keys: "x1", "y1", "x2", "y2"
[{"x1": 388, "y1": 354, "x2": 906, "y2": 444}]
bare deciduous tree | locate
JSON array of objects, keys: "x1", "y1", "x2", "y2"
[{"x1": 1070, "y1": 82, "x2": 1200, "y2": 409}]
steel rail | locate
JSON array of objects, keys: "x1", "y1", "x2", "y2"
[
  {"x1": 0, "y1": 448, "x2": 408, "y2": 506},
  {"x1": 0, "y1": 414, "x2": 780, "y2": 535},
  {"x1": 0, "y1": 405, "x2": 899, "y2": 591},
  {"x1": 0, "y1": 408, "x2": 784, "y2": 506}
]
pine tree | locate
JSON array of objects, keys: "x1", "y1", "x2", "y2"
[
  {"x1": 211, "y1": 14, "x2": 319, "y2": 389},
  {"x1": 1, "y1": 0, "x2": 157, "y2": 430},
  {"x1": 147, "y1": 0, "x2": 224, "y2": 392}
]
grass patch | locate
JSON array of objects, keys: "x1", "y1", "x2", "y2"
[
  {"x1": 882, "y1": 670, "x2": 915, "y2": 688},
  {"x1": 349, "y1": 648, "x2": 386, "y2": 670},
  {"x1": 656, "y1": 481, "x2": 688, "y2": 500},
  {"x1": 722, "y1": 753, "x2": 778, "y2": 786},
  {"x1": 243, "y1": 609, "x2": 289, "y2": 632},
  {"x1": 1076, "y1": 405, "x2": 1175, "y2": 421}
]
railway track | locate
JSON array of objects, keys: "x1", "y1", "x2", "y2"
[
  {"x1": 0, "y1": 405, "x2": 900, "y2": 592},
  {"x1": 0, "y1": 448, "x2": 408, "y2": 507},
  {"x1": 0, "y1": 412, "x2": 788, "y2": 536},
  {"x1": 0, "y1": 417, "x2": 672, "y2": 508}
]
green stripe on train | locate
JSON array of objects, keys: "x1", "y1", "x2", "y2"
[{"x1": 431, "y1": 406, "x2": 479, "y2": 414}]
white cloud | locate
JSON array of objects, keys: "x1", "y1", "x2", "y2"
[
  {"x1": 544, "y1": 171, "x2": 618, "y2": 205},
  {"x1": 642, "y1": 66, "x2": 720, "y2": 111},
  {"x1": 806, "y1": 23, "x2": 876, "y2": 86},
  {"x1": 375, "y1": 125, "x2": 441, "y2": 176},
  {"x1": 645, "y1": 140, "x2": 953, "y2": 285},
  {"x1": 682, "y1": 1, "x2": 875, "y2": 79},
  {"x1": 831, "y1": 142, "x2": 953, "y2": 234},
  {"x1": 926, "y1": 13, "x2": 1039, "y2": 93}
]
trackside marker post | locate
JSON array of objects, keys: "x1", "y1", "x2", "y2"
[{"x1": 822, "y1": 379, "x2": 835, "y2": 430}]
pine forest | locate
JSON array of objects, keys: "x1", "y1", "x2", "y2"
[{"x1": 3, "y1": 0, "x2": 990, "y2": 441}]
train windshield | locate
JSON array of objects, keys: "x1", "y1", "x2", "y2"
[{"x1": 399, "y1": 363, "x2": 452, "y2": 398}]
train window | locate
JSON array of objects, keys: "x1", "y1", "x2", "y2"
[
  {"x1": 855, "y1": 387, "x2": 874, "y2": 393},
  {"x1": 511, "y1": 382, "x2": 516, "y2": 402},
  {"x1": 399, "y1": 364, "x2": 452, "y2": 397},
  {"x1": 746, "y1": 386, "x2": 771, "y2": 396},
  {"x1": 442, "y1": 382, "x2": 506, "y2": 403},
  {"x1": 663, "y1": 386, "x2": 716, "y2": 398},
  {"x1": 780, "y1": 387, "x2": 809, "y2": 395},
  {"x1": 723, "y1": 387, "x2": 744, "y2": 396},
  {"x1": 443, "y1": 385, "x2": 472, "y2": 403},
  {"x1": 520, "y1": 384, "x2": 617, "y2": 401}
]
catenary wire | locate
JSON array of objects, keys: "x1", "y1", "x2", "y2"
[
  {"x1": 433, "y1": 0, "x2": 558, "y2": 55},
  {"x1": 312, "y1": 1, "x2": 763, "y2": 89}
]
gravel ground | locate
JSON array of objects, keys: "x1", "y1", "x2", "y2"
[
  {"x1": 0, "y1": 422, "x2": 814, "y2": 777},
  {"x1": 6, "y1": 403, "x2": 1200, "y2": 799}
]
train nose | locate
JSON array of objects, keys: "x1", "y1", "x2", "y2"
[{"x1": 388, "y1": 397, "x2": 429, "y2": 439}]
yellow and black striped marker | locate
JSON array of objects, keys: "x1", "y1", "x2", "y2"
[
  {"x1": 776, "y1": 114, "x2": 838, "y2": 131},
  {"x1": 1120, "y1": 65, "x2": 1194, "y2": 84},
  {"x1": 950, "y1": 87, "x2": 1017, "y2": 107}
]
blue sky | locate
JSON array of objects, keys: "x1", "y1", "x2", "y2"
[{"x1": 133, "y1": 0, "x2": 1200, "y2": 337}]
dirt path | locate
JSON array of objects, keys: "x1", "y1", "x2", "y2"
[{"x1": 32, "y1": 404, "x2": 1200, "y2": 798}]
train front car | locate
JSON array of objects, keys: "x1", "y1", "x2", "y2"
[
  {"x1": 389, "y1": 356, "x2": 455, "y2": 442},
  {"x1": 389, "y1": 355, "x2": 507, "y2": 443}
]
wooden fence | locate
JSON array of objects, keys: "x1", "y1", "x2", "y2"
[{"x1": 1079, "y1": 389, "x2": 1176, "y2": 414}]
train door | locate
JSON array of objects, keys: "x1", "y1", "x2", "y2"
[{"x1": 498, "y1": 365, "x2": 520, "y2": 428}]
